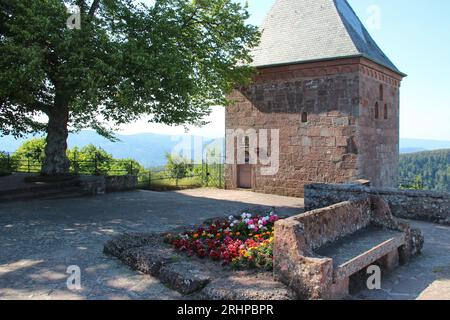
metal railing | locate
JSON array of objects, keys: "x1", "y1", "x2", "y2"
[
  {"x1": 0, "y1": 151, "x2": 225, "y2": 190},
  {"x1": 398, "y1": 179, "x2": 424, "y2": 190},
  {"x1": 0, "y1": 154, "x2": 136, "y2": 176},
  {"x1": 137, "y1": 162, "x2": 224, "y2": 190}
]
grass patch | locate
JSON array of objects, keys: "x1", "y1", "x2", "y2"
[{"x1": 138, "y1": 175, "x2": 203, "y2": 191}]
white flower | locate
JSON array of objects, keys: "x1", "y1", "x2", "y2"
[
  {"x1": 248, "y1": 224, "x2": 255, "y2": 230},
  {"x1": 242, "y1": 213, "x2": 251, "y2": 219},
  {"x1": 229, "y1": 215, "x2": 234, "y2": 221},
  {"x1": 230, "y1": 223, "x2": 235, "y2": 227}
]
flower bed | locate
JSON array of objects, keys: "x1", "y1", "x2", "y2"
[{"x1": 167, "y1": 211, "x2": 280, "y2": 270}]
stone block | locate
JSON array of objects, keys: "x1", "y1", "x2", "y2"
[
  {"x1": 323, "y1": 277, "x2": 349, "y2": 300},
  {"x1": 320, "y1": 127, "x2": 333, "y2": 137},
  {"x1": 120, "y1": 245, "x2": 176, "y2": 276},
  {"x1": 197, "y1": 274, "x2": 297, "y2": 300},
  {"x1": 380, "y1": 249, "x2": 399, "y2": 271},
  {"x1": 103, "y1": 233, "x2": 159, "y2": 258},
  {"x1": 336, "y1": 136, "x2": 348, "y2": 147},
  {"x1": 159, "y1": 262, "x2": 213, "y2": 295}
]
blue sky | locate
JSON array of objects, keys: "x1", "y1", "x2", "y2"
[{"x1": 88, "y1": 1, "x2": 447, "y2": 141}]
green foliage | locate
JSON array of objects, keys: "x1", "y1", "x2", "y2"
[
  {"x1": 68, "y1": 144, "x2": 145, "y2": 175},
  {"x1": 8, "y1": 139, "x2": 146, "y2": 175},
  {"x1": 11, "y1": 138, "x2": 46, "y2": 172},
  {"x1": 399, "y1": 149, "x2": 450, "y2": 191},
  {"x1": 399, "y1": 176, "x2": 424, "y2": 190},
  {"x1": 0, "y1": 0, "x2": 259, "y2": 138},
  {"x1": 68, "y1": 145, "x2": 113, "y2": 175},
  {"x1": 165, "y1": 152, "x2": 193, "y2": 180},
  {"x1": 0, "y1": 151, "x2": 10, "y2": 174}
]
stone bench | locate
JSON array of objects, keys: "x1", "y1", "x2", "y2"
[{"x1": 273, "y1": 196, "x2": 424, "y2": 300}]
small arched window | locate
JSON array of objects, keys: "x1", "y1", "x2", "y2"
[
  {"x1": 301, "y1": 112, "x2": 308, "y2": 123},
  {"x1": 379, "y1": 84, "x2": 384, "y2": 101},
  {"x1": 374, "y1": 102, "x2": 379, "y2": 119},
  {"x1": 384, "y1": 104, "x2": 388, "y2": 119},
  {"x1": 244, "y1": 136, "x2": 250, "y2": 164}
]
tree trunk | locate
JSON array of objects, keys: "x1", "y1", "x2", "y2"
[{"x1": 41, "y1": 96, "x2": 71, "y2": 176}]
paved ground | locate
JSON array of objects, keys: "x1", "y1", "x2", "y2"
[
  {"x1": 355, "y1": 221, "x2": 450, "y2": 300},
  {"x1": 0, "y1": 188, "x2": 448, "y2": 300},
  {"x1": 0, "y1": 189, "x2": 303, "y2": 300},
  {"x1": 0, "y1": 173, "x2": 38, "y2": 192}
]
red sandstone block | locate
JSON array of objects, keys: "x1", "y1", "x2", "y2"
[{"x1": 336, "y1": 136, "x2": 348, "y2": 147}]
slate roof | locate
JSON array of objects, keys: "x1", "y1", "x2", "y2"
[{"x1": 251, "y1": 0, "x2": 404, "y2": 75}]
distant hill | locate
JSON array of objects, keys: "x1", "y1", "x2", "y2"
[
  {"x1": 400, "y1": 138, "x2": 450, "y2": 154},
  {"x1": 0, "y1": 131, "x2": 224, "y2": 167},
  {"x1": 400, "y1": 147, "x2": 427, "y2": 154},
  {"x1": 399, "y1": 149, "x2": 450, "y2": 192}
]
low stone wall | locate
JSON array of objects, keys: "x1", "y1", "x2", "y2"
[
  {"x1": 78, "y1": 175, "x2": 137, "y2": 194},
  {"x1": 305, "y1": 183, "x2": 450, "y2": 225},
  {"x1": 79, "y1": 175, "x2": 105, "y2": 195},
  {"x1": 105, "y1": 175, "x2": 138, "y2": 192}
]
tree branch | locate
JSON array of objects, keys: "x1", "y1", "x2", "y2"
[
  {"x1": 76, "y1": 1, "x2": 86, "y2": 14},
  {"x1": 88, "y1": 0, "x2": 101, "y2": 17}
]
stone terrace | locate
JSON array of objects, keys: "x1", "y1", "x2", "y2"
[
  {"x1": 0, "y1": 189, "x2": 303, "y2": 299},
  {"x1": 0, "y1": 189, "x2": 448, "y2": 300}
]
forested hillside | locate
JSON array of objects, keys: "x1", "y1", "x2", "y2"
[{"x1": 399, "y1": 149, "x2": 450, "y2": 192}]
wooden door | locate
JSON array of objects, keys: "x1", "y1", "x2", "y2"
[{"x1": 238, "y1": 164, "x2": 252, "y2": 189}]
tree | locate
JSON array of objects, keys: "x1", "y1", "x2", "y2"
[
  {"x1": 68, "y1": 144, "x2": 144, "y2": 175},
  {"x1": 165, "y1": 152, "x2": 192, "y2": 181},
  {"x1": 11, "y1": 138, "x2": 46, "y2": 172},
  {"x1": 0, "y1": 151, "x2": 9, "y2": 174},
  {"x1": 68, "y1": 144, "x2": 113, "y2": 175},
  {"x1": 0, "y1": 0, "x2": 259, "y2": 175}
]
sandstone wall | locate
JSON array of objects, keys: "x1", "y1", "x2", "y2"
[
  {"x1": 105, "y1": 175, "x2": 138, "y2": 192},
  {"x1": 225, "y1": 57, "x2": 403, "y2": 197},
  {"x1": 225, "y1": 59, "x2": 362, "y2": 197},
  {"x1": 357, "y1": 62, "x2": 401, "y2": 188},
  {"x1": 304, "y1": 183, "x2": 450, "y2": 225}
]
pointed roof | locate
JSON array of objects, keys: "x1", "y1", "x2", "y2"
[{"x1": 251, "y1": 0, "x2": 404, "y2": 76}]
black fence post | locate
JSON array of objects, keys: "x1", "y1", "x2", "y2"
[
  {"x1": 148, "y1": 171, "x2": 152, "y2": 188},
  {"x1": 205, "y1": 162, "x2": 209, "y2": 186},
  {"x1": 219, "y1": 163, "x2": 223, "y2": 188},
  {"x1": 6, "y1": 153, "x2": 11, "y2": 172},
  {"x1": 73, "y1": 154, "x2": 78, "y2": 175}
]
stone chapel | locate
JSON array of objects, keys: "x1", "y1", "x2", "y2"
[{"x1": 224, "y1": 0, "x2": 406, "y2": 197}]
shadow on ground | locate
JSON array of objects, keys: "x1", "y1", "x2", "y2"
[{"x1": 0, "y1": 189, "x2": 303, "y2": 300}]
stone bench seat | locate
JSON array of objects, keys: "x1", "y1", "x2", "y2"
[
  {"x1": 273, "y1": 196, "x2": 424, "y2": 300},
  {"x1": 315, "y1": 227, "x2": 405, "y2": 280}
]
